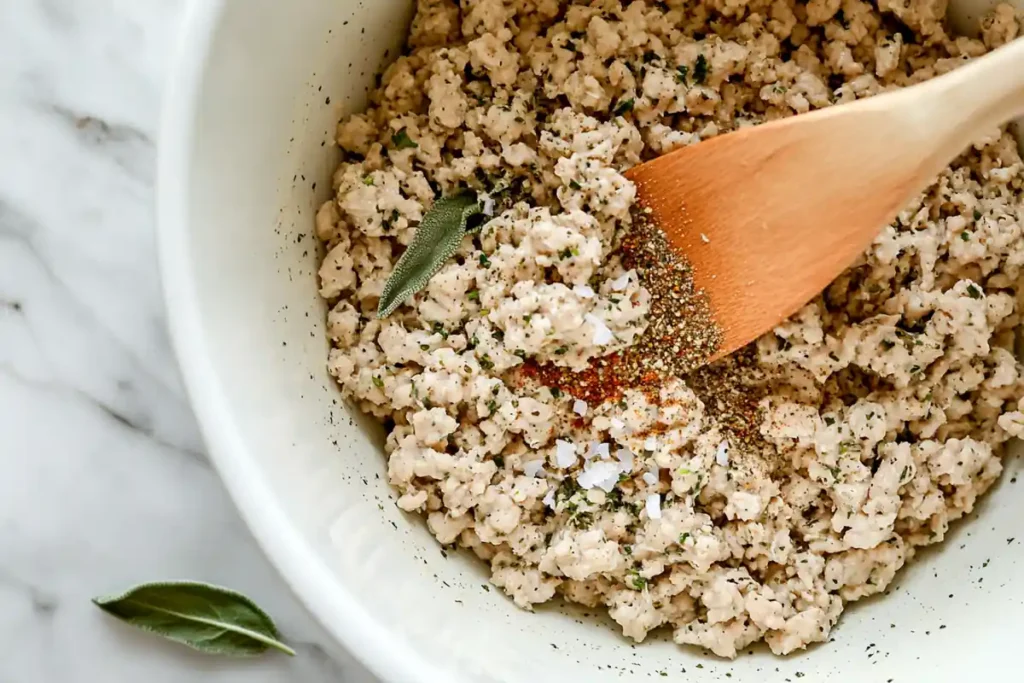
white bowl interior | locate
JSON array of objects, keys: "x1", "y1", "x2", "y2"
[{"x1": 160, "y1": 0, "x2": 1024, "y2": 681}]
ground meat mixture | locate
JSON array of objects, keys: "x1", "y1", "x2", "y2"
[{"x1": 316, "y1": 0, "x2": 1024, "y2": 658}]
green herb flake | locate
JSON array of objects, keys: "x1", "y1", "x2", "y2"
[
  {"x1": 363, "y1": 175, "x2": 375, "y2": 186},
  {"x1": 372, "y1": 375, "x2": 385, "y2": 389},
  {"x1": 487, "y1": 399, "x2": 498, "y2": 414},
  {"x1": 966, "y1": 284, "x2": 982, "y2": 300},
  {"x1": 627, "y1": 571, "x2": 647, "y2": 591},
  {"x1": 554, "y1": 346, "x2": 569, "y2": 355},
  {"x1": 468, "y1": 289, "x2": 481, "y2": 302},
  {"x1": 676, "y1": 65, "x2": 689, "y2": 84},
  {"x1": 391, "y1": 128, "x2": 418, "y2": 150},
  {"x1": 550, "y1": 387, "x2": 562, "y2": 399},
  {"x1": 679, "y1": 532, "x2": 691, "y2": 545},
  {"x1": 569, "y1": 179, "x2": 582, "y2": 190},
  {"x1": 479, "y1": 253, "x2": 491, "y2": 268},
  {"x1": 960, "y1": 230, "x2": 971, "y2": 241},
  {"x1": 613, "y1": 97, "x2": 635, "y2": 116},
  {"x1": 694, "y1": 54, "x2": 708, "y2": 84},
  {"x1": 377, "y1": 193, "x2": 484, "y2": 318},
  {"x1": 973, "y1": 209, "x2": 983, "y2": 221},
  {"x1": 479, "y1": 354, "x2": 495, "y2": 370}
]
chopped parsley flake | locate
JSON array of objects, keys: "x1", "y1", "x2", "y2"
[
  {"x1": 391, "y1": 128, "x2": 418, "y2": 150},
  {"x1": 967, "y1": 284, "x2": 982, "y2": 299},
  {"x1": 613, "y1": 97, "x2": 635, "y2": 116},
  {"x1": 627, "y1": 571, "x2": 647, "y2": 591}
]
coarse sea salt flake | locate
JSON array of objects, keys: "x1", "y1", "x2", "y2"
[
  {"x1": 573, "y1": 399, "x2": 588, "y2": 416},
  {"x1": 482, "y1": 195, "x2": 496, "y2": 216},
  {"x1": 524, "y1": 459, "x2": 546, "y2": 477},
  {"x1": 611, "y1": 272, "x2": 632, "y2": 291},
  {"x1": 616, "y1": 448, "x2": 634, "y2": 473},
  {"x1": 574, "y1": 285, "x2": 595, "y2": 299},
  {"x1": 716, "y1": 441, "x2": 730, "y2": 467},
  {"x1": 578, "y1": 460, "x2": 621, "y2": 492},
  {"x1": 543, "y1": 488, "x2": 556, "y2": 508},
  {"x1": 555, "y1": 439, "x2": 577, "y2": 468},
  {"x1": 646, "y1": 494, "x2": 662, "y2": 520},
  {"x1": 642, "y1": 471, "x2": 659, "y2": 486},
  {"x1": 585, "y1": 314, "x2": 615, "y2": 345},
  {"x1": 644, "y1": 436, "x2": 658, "y2": 451},
  {"x1": 610, "y1": 417, "x2": 625, "y2": 430},
  {"x1": 592, "y1": 442, "x2": 610, "y2": 459}
]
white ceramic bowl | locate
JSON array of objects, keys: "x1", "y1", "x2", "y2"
[{"x1": 158, "y1": 1, "x2": 1024, "y2": 681}]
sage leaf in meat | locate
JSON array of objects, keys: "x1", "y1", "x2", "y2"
[
  {"x1": 93, "y1": 581, "x2": 296, "y2": 657},
  {"x1": 377, "y1": 192, "x2": 484, "y2": 318}
]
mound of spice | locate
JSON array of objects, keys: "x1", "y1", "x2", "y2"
[{"x1": 520, "y1": 206, "x2": 722, "y2": 404}]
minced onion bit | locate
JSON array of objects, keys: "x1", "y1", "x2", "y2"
[
  {"x1": 578, "y1": 460, "x2": 621, "y2": 492},
  {"x1": 523, "y1": 459, "x2": 546, "y2": 477},
  {"x1": 585, "y1": 313, "x2": 615, "y2": 345},
  {"x1": 611, "y1": 272, "x2": 632, "y2": 291},
  {"x1": 716, "y1": 441, "x2": 730, "y2": 467},
  {"x1": 573, "y1": 284, "x2": 595, "y2": 299},
  {"x1": 555, "y1": 439, "x2": 577, "y2": 468},
  {"x1": 645, "y1": 494, "x2": 662, "y2": 520},
  {"x1": 616, "y1": 448, "x2": 634, "y2": 472}
]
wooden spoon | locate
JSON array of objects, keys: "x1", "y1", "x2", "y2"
[{"x1": 625, "y1": 37, "x2": 1024, "y2": 365}]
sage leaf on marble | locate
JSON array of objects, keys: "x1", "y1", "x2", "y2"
[
  {"x1": 377, "y1": 192, "x2": 484, "y2": 318},
  {"x1": 93, "y1": 581, "x2": 296, "y2": 657}
]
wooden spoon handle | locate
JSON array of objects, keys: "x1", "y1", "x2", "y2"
[{"x1": 907, "y1": 37, "x2": 1024, "y2": 178}]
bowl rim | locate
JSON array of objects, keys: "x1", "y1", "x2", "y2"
[{"x1": 156, "y1": 2, "x2": 450, "y2": 681}]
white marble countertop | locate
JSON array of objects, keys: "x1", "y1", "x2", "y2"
[{"x1": 0, "y1": 1, "x2": 376, "y2": 680}]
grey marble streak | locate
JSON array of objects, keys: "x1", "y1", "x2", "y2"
[{"x1": 0, "y1": 1, "x2": 377, "y2": 681}]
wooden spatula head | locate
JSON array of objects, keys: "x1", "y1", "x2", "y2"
[{"x1": 626, "y1": 104, "x2": 938, "y2": 364}]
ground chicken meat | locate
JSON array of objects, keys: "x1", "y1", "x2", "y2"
[{"x1": 318, "y1": 0, "x2": 1024, "y2": 659}]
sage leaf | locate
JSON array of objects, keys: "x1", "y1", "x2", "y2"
[
  {"x1": 93, "y1": 581, "x2": 296, "y2": 657},
  {"x1": 378, "y1": 192, "x2": 483, "y2": 318}
]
